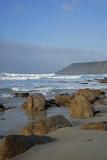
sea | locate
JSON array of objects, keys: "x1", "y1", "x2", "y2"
[
  {"x1": 0, "y1": 72, "x2": 107, "y2": 135},
  {"x1": 0, "y1": 72, "x2": 107, "y2": 98}
]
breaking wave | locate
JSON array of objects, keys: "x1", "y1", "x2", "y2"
[{"x1": 0, "y1": 72, "x2": 82, "y2": 80}]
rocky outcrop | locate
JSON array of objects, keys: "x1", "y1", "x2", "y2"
[
  {"x1": 55, "y1": 94, "x2": 73, "y2": 107},
  {"x1": 82, "y1": 121, "x2": 107, "y2": 131},
  {"x1": 22, "y1": 93, "x2": 47, "y2": 112},
  {"x1": 21, "y1": 115, "x2": 71, "y2": 135},
  {"x1": 0, "y1": 135, "x2": 55, "y2": 160},
  {"x1": 70, "y1": 95, "x2": 95, "y2": 119}
]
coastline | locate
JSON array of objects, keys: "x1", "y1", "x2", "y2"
[{"x1": 0, "y1": 75, "x2": 107, "y2": 160}]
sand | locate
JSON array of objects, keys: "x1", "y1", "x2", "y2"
[{"x1": 12, "y1": 98, "x2": 107, "y2": 160}]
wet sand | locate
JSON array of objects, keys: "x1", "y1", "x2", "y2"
[{"x1": 12, "y1": 97, "x2": 107, "y2": 160}]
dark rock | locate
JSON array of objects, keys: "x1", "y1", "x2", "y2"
[
  {"x1": 46, "y1": 99, "x2": 60, "y2": 108},
  {"x1": 14, "y1": 92, "x2": 29, "y2": 97},
  {"x1": 0, "y1": 135, "x2": 55, "y2": 160},
  {"x1": 21, "y1": 115, "x2": 71, "y2": 135},
  {"x1": 98, "y1": 77, "x2": 107, "y2": 83},
  {"x1": 0, "y1": 104, "x2": 5, "y2": 112}
]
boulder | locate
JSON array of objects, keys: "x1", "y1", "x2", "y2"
[
  {"x1": 70, "y1": 95, "x2": 94, "y2": 119},
  {"x1": 0, "y1": 135, "x2": 54, "y2": 160},
  {"x1": 75, "y1": 88, "x2": 96, "y2": 103},
  {"x1": 55, "y1": 93, "x2": 73, "y2": 107},
  {"x1": 14, "y1": 92, "x2": 29, "y2": 97},
  {"x1": 75, "y1": 88, "x2": 105, "y2": 103},
  {"x1": 22, "y1": 93, "x2": 46, "y2": 112},
  {"x1": 82, "y1": 121, "x2": 107, "y2": 131},
  {"x1": 0, "y1": 104, "x2": 5, "y2": 112},
  {"x1": 21, "y1": 115, "x2": 71, "y2": 135}
]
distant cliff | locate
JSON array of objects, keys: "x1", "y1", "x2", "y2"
[{"x1": 56, "y1": 60, "x2": 107, "y2": 75}]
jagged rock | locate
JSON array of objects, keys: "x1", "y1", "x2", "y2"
[
  {"x1": 22, "y1": 93, "x2": 46, "y2": 112},
  {"x1": 0, "y1": 104, "x2": 5, "y2": 112},
  {"x1": 55, "y1": 94, "x2": 73, "y2": 107},
  {"x1": 70, "y1": 95, "x2": 94, "y2": 119},
  {"x1": 82, "y1": 121, "x2": 107, "y2": 131},
  {"x1": 14, "y1": 92, "x2": 29, "y2": 97},
  {"x1": 0, "y1": 135, "x2": 55, "y2": 160},
  {"x1": 21, "y1": 115, "x2": 71, "y2": 135}
]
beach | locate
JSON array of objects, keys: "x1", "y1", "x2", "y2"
[
  {"x1": 0, "y1": 73, "x2": 107, "y2": 160},
  {"x1": 13, "y1": 102, "x2": 107, "y2": 160}
]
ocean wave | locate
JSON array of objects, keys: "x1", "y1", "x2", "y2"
[
  {"x1": 1, "y1": 93, "x2": 13, "y2": 98},
  {"x1": 0, "y1": 72, "x2": 82, "y2": 80}
]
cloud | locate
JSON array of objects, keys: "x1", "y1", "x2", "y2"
[
  {"x1": 61, "y1": 0, "x2": 105, "y2": 12},
  {"x1": 61, "y1": 0, "x2": 80, "y2": 12}
]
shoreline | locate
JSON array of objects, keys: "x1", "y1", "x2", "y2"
[{"x1": 0, "y1": 85, "x2": 107, "y2": 159}]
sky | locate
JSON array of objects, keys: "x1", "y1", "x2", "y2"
[{"x1": 0, "y1": 0, "x2": 107, "y2": 73}]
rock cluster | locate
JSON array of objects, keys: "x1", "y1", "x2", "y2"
[{"x1": 70, "y1": 88, "x2": 105, "y2": 119}]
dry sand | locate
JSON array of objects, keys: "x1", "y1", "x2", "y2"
[{"x1": 12, "y1": 98, "x2": 107, "y2": 160}]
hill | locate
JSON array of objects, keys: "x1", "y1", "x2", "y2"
[{"x1": 56, "y1": 60, "x2": 107, "y2": 75}]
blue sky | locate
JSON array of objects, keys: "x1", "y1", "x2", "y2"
[
  {"x1": 0, "y1": 0, "x2": 107, "y2": 51},
  {"x1": 0, "y1": 0, "x2": 107, "y2": 73}
]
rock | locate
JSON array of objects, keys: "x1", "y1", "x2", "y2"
[
  {"x1": 82, "y1": 121, "x2": 107, "y2": 131},
  {"x1": 0, "y1": 104, "x2": 5, "y2": 112},
  {"x1": 94, "y1": 90, "x2": 105, "y2": 100},
  {"x1": 46, "y1": 99, "x2": 60, "y2": 108},
  {"x1": 0, "y1": 135, "x2": 55, "y2": 160},
  {"x1": 94, "y1": 99, "x2": 107, "y2": 106},
  {"x1": 55, "y1": 94, "x2": 73, "y2": 107},
  {"x1": 14, "y1": 92, "x2": 29, "y2": 97},
  {"x1": 98, "y1": 77, "x2": 107, "y2": 83},
  {"x1": 81, "y1": 82, "x2": 88, "y2": 84},
  {"x1": 75, "y1": 88, "x2": 96, "y2": 103},
  {"x1": 21, "y1": 115, "x2": 71, "y2": 135},
  {"x1": 22, "y1": 93, "x2": 46, "y2": 112},
  {"x1": 75, "y1": 88, "x2": 105, "y2": 103},
  {"x1": 70, "y1": 95, "x2": 95, "y2": 119}
]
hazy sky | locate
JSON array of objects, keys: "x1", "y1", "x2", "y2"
[{"x1": 0, "y1": 0, "x2": 107, "y2": 73}]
